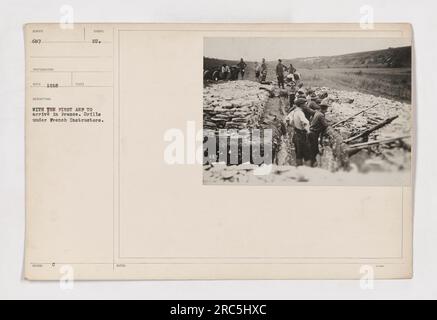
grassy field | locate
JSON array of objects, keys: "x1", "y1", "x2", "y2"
[{"x1": 299, "y1": 67, "x2": 411, "y2": 102}]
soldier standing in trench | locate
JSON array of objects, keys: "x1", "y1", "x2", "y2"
[
  {"x1": 308, "y1": 99, "x2": 330, "y2": 167},
  {"x1": 307, "y1": 92, "x2": 321, "y2": 112},
  {"x1": 300, "y1": 91, "x2": 316, "y2": 122},
  {"x1": 285, "y1": 97, "x2": 311, "y2": 166},
  {"x1": 288, "y1": 81, "x2": 297, "y2": 113}
]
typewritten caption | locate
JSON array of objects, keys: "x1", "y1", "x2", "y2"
[{"x1": 31, "y1": 106, "x2": 103, "y2": 124}]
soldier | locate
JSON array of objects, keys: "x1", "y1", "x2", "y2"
[
  {"x1": 296, "y1": 88, "x2": 306, "y2": 99},
  {"x1": 276, "y1": 59, "x2": 285, "y2": 89},
  {"x1": 285, "y1": 97, "x2": 310, "y2": 166},
  {"x1": 307, "y1": 92, "x2": 320, "y2": 111},
  {"x1": 237, "y1": 58, "x2": 247, "y2": 79},
  {"x1": 308, "y1": 99, "x2": 330, "y2": 167},
  {"x1": 221, "y1": 64, "x2": 230, "y2": 80},
  {"x1": 288, "y1": 81, "x2": 297, "y2": 113},
  {"x1": 254, "y1": 61, "x2": 261, "y2": 82},
  {"x1": 295, "y1": 89, "x2": 316, "y2": 121},
  {"x1": 288, "y1": 63, "x2": 297, "y2": 75},
  {"x1": 296, "y1": 82, "x2": 304, "y2": 93},
  {"x1": 261, "y1": 58, "x2": 268, "y2": 82},
  {"x1": 230, "y1": 66, "x2": 239, "y2": 80}
]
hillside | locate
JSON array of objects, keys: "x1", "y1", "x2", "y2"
[{"x1": 288, "y1": 46, "x2": 411, "y2": 69}]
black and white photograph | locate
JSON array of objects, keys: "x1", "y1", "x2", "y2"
[
  {"x1": 203, "y1": 37, "x2": 412, "y2": 185},
  {"x1": 3, "y1": 0, "x2": 437, "y2": 302}
]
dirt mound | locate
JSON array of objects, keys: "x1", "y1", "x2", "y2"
[{"x1": 203, "y1": 80, "x2": 272, "y2": 131}]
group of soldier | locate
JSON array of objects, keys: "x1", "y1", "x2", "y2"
[
  {"x1": 254, "y1": 58, "x2": 268, "y2": 82},
  {"x1": 218, "y1": 58, "x2": 248, "y2": 81},
  {"x1": 285, "y1": 86, "x2": 331, "y2": 167},
  {"x1": 214, "y1": 57, "x2": 299, "y2": 85},
  {"x1": 262, "y1": 58, "x2": 331, "y2": 167},
  {"x1": 211, "y1": 57, "x2": 332, "y2": 168},
  {"x1": 216, "y1": 57, "x2": 273, "y2": 82}
]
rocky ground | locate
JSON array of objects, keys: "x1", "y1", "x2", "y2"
[
  {"x1": 204, "y1": 163, "x2": 410, "y2": 186},
  {"x1": 322, "y1": 87, "x2": 412, "y2": 173},
  {"x1": 203, "y1": 80, "x2": 412, "y2": 185},
  {"x1": 323, "y1": 87, "x2": 412, "y2": 141},
  {"x1": 203, "y1": 80, "x2": 273, "y2": 131}
]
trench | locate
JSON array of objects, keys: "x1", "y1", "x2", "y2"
[
  {"x1": 259, "y1": 92, "x2": 345, "y2": 171},
  {"x1": 260, "y1": 94, "x2": 296, "y2": 166},
  {"x1": 204, "y1": 93, "x2": 297, "y2": 167},
  {"x1": 260, "y1": 91, "x2": 411, "y2": 174},
  {"x1": 204, "y1": 92, "x2": 343, "y2": 170},
  {"x1": 204, "y1": 82, "x2": 410, "y2": 174}
]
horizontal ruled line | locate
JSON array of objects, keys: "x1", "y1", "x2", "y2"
[
  {"x1": 30, "y1": 85, "x2": 113, "y2": 88},
  {"x1": 30, "y1": 56, "x2": 113, "y2": 59},
  {"x1": 30, "y1": 262, "x2": 405, "y2": 266},
  {"x1": 41, "y1": 41, "x2": 112, "y2": 44},
  {"x1": 30, "y1": 70, "x2": 113, "y2": 73},
  {"x1": 118, "y1": 256, "x2": 404, "y2": 260}
]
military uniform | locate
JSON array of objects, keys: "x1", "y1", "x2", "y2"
[
  {"x1": 288, "y1": 83, "x2": 297, "y2": 113},
  {"x1": 276, "y1": 62, "x2": 285, "y2": 89},
  {"x1": 237, "y1": 60, "x2": 247, "y2": 79},
  {"x1": 261, "y1": 62, "x2": 267, "y2": 82},
  {"x1": 254, "y1": 64, "x2": 261, "y2": 81},
  {"x1": 308, "y1": 109, "x2": 329, "y2": 166},
  {"x1": 286, "y1": 105, "x2": 310, "y2": 166},
  {"x1": 301, "y1": 103, "x2": 316, "y2": 121}
]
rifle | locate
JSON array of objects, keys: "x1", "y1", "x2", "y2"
[{"x1": 332, "y1": 104, "x2": 379, "y2": 128}]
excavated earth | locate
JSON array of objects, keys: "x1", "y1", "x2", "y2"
[{"x1": 203, "y1": 80, "x2": 412, "y2": 185}]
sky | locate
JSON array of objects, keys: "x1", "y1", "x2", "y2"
[{"x1": 204, "y1": 37, "x2": 411, "y2": 61}]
